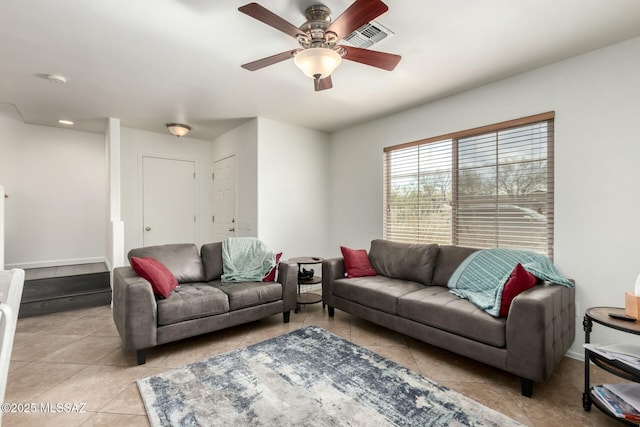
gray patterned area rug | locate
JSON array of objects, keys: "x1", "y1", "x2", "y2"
[{"x1": 137, "y1": 326, "x2": 522, "y2": 427}]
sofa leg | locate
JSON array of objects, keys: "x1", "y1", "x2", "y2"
[
  {"x1": 137, "y1": 349, "x2": 147, "y2": 365},
  {"x1": 520, "y1": 378, "x2": 533, "y2": 397},
  {"x1": 283, "y1": 311, "x2": 290, "y2": 323},
  {"x1": 328, "y1": 306, "x2": 334, "y2": 317}
]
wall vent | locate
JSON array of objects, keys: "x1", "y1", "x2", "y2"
[{"x1": 342, "y1": 21, "x2": 394, "y2": 49}]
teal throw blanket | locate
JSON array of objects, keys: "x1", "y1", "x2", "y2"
[
  {"x1": 221, "y1": 237, "x2": 276, "y2": 283},
  {"x1": 447, "y1": 249, "x2": 573, "y2": 317}
]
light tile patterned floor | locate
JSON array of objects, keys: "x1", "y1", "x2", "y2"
[{"x1": 4, "y1": 303, "x2": 621, "y2": 426}]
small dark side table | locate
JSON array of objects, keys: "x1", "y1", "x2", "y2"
[
  {"x1": 289, "y1": 257, "x2": 324, "y2": 313},
  {"x1": 583, "y1": 306, "x2": 640, "y2": 425}
]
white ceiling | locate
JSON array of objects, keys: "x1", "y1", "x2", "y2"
[{"x1": 2, "y1": 0, "x2": 640, "y2": 140}]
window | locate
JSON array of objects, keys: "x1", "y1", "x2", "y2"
[{"x1": 384, "y1": 112, "x2": 555, "y2": 258}]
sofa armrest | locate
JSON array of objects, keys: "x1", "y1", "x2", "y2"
[
  {"x1": 278, "y1": 261, "x2": 298, "y2": 312},
  {"x1": 322, "y1": 257, "x2": 345, "y2": 307},
  {"x1": 112, "y1": 266, "x2": 158, "y2": 352},
  {"x1": 505, "y1": 282, "x2": 575, "y2": 382}
]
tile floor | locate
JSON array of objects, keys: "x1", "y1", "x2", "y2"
[{"x1": 4, "y1": 303, "x2": 623, "y2": 426}]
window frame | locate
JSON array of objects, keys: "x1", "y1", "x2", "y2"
[{"x1": 383, "y1": 112, "x2": 555, "y2": 258}]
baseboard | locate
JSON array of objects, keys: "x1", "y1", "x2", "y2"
[
  {"x1": 6, "y1": 257, "x2": 107, "y2": 270},
  {"x1": 565, "y1": 349, "x2": 583, "y2": 361}
]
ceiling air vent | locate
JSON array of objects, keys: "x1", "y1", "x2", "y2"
[{"x1": 342, "y1": 21, "x2": 394, "y2": 49}]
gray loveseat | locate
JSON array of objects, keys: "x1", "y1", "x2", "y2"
[
  {"x1": 112, "y1": 242, "x2": 297, "y2": 364},
  {"x1": 322, "y1": 239, "x2": 575, "y2": 397}
]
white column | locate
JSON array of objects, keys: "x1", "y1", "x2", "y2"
[{"x1": 106, "y1": 118, "x2": 125, "y2": 270}]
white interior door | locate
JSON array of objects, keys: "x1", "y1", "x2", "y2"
[
  {"x1": 143, "y1": 156, "x2": 196, "y2": 246},
  {"x1": 212, "y1": 156, "x2": 236, "y2": 242}
]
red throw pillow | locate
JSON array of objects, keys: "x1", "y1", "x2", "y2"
[
  {"x1": 340, "y1": 246, "x2": 377, "y2": 278},
  {"x1": 499, "y1": 263, "x2": 539, "y2": 317},
  {"x1": 263, "y1": 252, "x2": 282, "y2": 282},
  {"x1": 130, "y1": 256, "x2": 178, "y2": 299}
]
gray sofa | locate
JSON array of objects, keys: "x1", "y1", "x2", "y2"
[
  {"x1": 112, "y1": 242, "x2": 297, "y2": 364},
  {"x1": 322, "y1": 239, "x2": 575, "y2": 397}
]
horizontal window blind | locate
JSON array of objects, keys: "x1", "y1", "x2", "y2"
[
  {"x1": 384, "y1": 139, "x2": 453, "y2": 245},
  {"x1": 384, "y1": 112, "x2": 555, "y2": 258}
]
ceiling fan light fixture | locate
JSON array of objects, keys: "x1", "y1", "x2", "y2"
[
  {"x1": 166, "y1": 123, "x2": 191, "y2": 137},
  {"x1": 294, "y1": 48, "x2": 342, "y2": 80}
]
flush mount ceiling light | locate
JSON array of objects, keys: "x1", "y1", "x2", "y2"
[
  {"x1": 58, "y1": 119, "x2": 74, "y2": 125},
  {"x1": 47, "y1": 74, "x2": 67, "y2": 84},
  {"x1": 293, "y1": 47, "x2": 342, "y2": 80},
  {"x1": 166, "y1": 123, "x2": 191, "y2": 137}
]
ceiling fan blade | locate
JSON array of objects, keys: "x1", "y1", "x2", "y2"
[
  {"x1": 314, "y1": 76, "x2": 333, "y2": 92},
  {"x1": 238, "y1": 3, "x2": 306, "y2": 39},
  {"x1": 340, "y1": 46, "x2": 401, "y2": 71},
  {"x1": 326, "y1": 0, "x2": 389, "y2": 40},
  {"x1": 241, "y1": 49, "x2": 300, "y2": 71}
]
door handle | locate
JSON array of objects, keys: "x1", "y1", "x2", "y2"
[
  {"x1": 228, "y1": 228, "x2": 235, "y2": 232},
  {"x1": 145, "y1": 226, "x2": 151, "y2": 231}
]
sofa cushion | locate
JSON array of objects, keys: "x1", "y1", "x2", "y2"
[
  {"x1": 432, "y1": 246, "x2": 478, "y2": 287},
  {"x1": 214, "y1": 281, "x2": 282, "y2": 311},
  {"x1": 368, "y1": 239, "x2": 439, "y2": 285},
  {"x1": 340, "y1": 246, "x2": 377, "y2": 278},
  {"x1": 333, "y1": 276, "x2": 424, "y2": 315},
  {"x1": 128, "y1": 243, "x2": 205, "y2": 284},
  {"x1": 130, "y1": 256, "x2": 178, "y2": 299},
  {"x1": 397, "y1": 287, "x2": 506, "y2": 347},
  {"x1": 201, "y1": 242, "x2": 223, "y2": 281},
  {"x1": 157, "y1": 283, "x2": 229, "y2": 326}
]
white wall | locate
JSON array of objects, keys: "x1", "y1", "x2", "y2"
[
  {"x1": 0, "y1": 111, "x2": 107, "y2": 268},
  {"x1": 212, "y1": 119, "x2": 259, "y2": 238},
  {"x1": 211, "y1": 118, "x2": 331, "y2": 259},
  {"x1": 257, "y1": 118, "x2": 330, "y2": 259},
  {"x1": 329, "y1": 36, "x2": 640, "y2": 358},
  {"x1": 120, "y1": 127, "x2": 213, "y2": 255}
]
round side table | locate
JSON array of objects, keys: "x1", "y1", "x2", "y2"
[
  {"x1": 583, "y1": 306, "x2": 640, "y2": 424},
  {"x1": 289, "y1": 257, "x2": 323, "y2": 313}
]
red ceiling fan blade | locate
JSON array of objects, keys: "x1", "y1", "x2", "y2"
[
  {"x1": 340, "y1": 46, "x2": 401, "y2": 71},
  {"x1": 314, "y1": 76, "x2": 333, "y2": 92},
  {"x1": 326, "y1": 0, "x2": 389, "y2": 40},
  {"x1": 241, "y1": 49, "x2": 300, "y2": 71},
  {"x1": 238, "y1": 3, "x2": 306, "y2": 39}
]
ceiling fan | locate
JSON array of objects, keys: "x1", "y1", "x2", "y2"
[{"x1": 238, "y1": 0, "x2": 401, "y2": 91}]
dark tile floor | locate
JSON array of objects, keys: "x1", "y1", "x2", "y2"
[{"x1": 5, "y1": 302, "x2": 621, "y2": 426}]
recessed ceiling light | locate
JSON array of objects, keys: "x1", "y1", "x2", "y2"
[
  {"x1": 58, "y1": 119, "x2": 74, "y2": 125},
  {"x1": 47, "y1": 74, "x2": 67, "y2": 84}
]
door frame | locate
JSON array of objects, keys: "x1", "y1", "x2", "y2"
[{"x1": 137, "y1": 153, "x2": 200, "y2": 248}]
